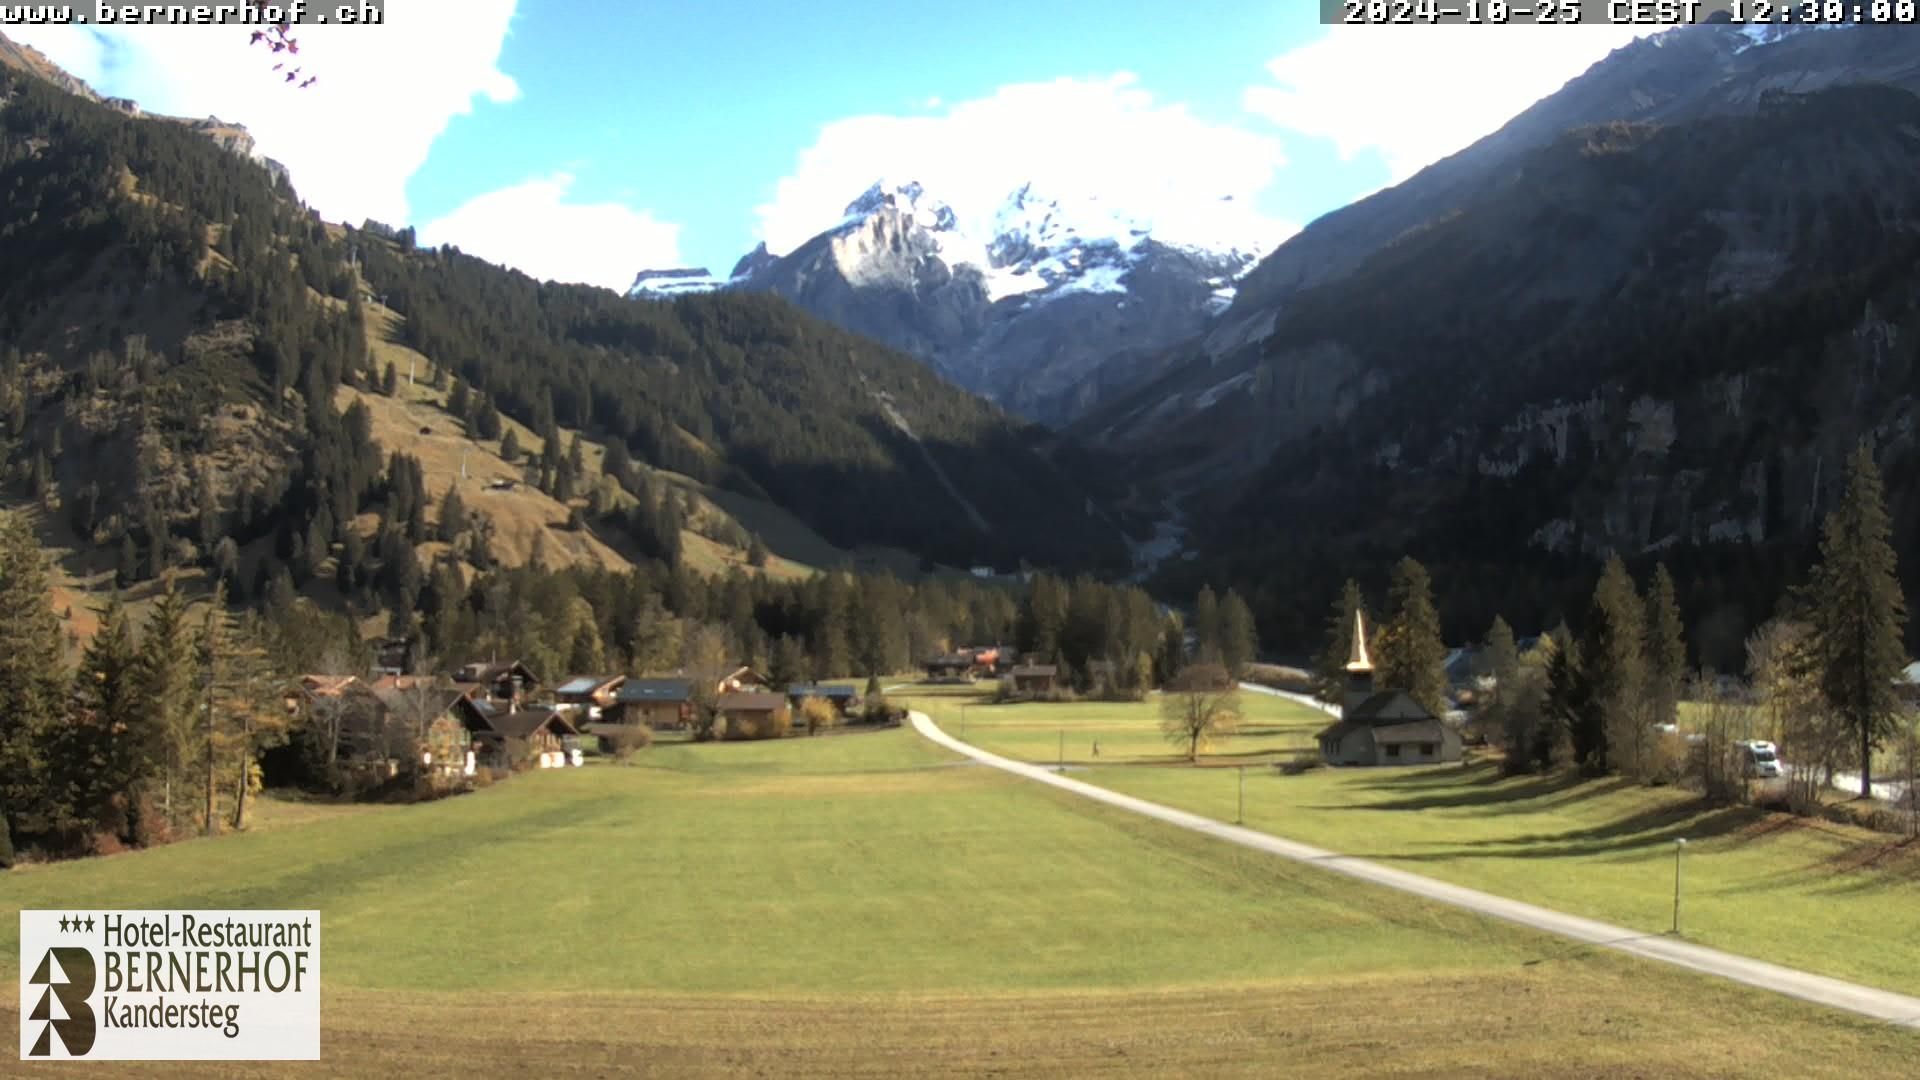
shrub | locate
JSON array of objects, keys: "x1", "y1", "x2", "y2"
[
  {"x1": 801, "y1": 697, "x2": 840, "y2": 736},
  {"x1": 609, "y1": 724, "x2": 653, "y2": 763},
  {"x1": 470, "y1": 768, "x2": 494, "y2": 791}
]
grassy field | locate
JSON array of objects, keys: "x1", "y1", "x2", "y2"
[
  {"x1": 902, "y1": 687, "x2": 1920, "y2": 997},
  {"x1": 5, "y1": 725, "x2": 1915, "y2": 1075}
]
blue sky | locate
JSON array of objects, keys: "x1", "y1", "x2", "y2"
[{"x1": 12, "y1": 3, "x2": 1651, "y2": 289}]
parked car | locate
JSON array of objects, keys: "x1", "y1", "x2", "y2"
[{"x1": 1737, "y1": 740, "x2": 1783, "y2": 779}]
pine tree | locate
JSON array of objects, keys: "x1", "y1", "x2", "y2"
[
  {"x1": 135, "y1": 578, "x2": 201, "y2": 830},
  {"x1": 500, "y1": 428, "x2": 521, "y2": 463},
  {"x1": 1017, "y1": 575, "x2": 1068, "y2": 660},
  {"x1": 1219, "y1": 589, "x2": 1258, "y2": 677},
  {"x1": 1577, "y1": 556, "x2": 1645, "y2": 777},
  {"x1": 447, "y1": 379, "x2": 470, "y2": 424},
  {"x1": 437, "y1": 486, "x2": 467, "y2": 542},
  {"x1": 1800, "y1": 444, "x2": 1908, "y2": 799},
  {"x1": 1484, "y1": 615, "x2": 1519, "y2": 710},
  {"x1": 381, "y1": 361, "x2": 399, "y2": 396},
  {"x1": 1377, "y1": 558, "x2": 1448, "y2": 717},
  {"x1": 199, "y1": 587, "x2": 284, "y2": 831},
  {"x1": 58, "y1": 596, "x2": 152, "y2": 845},
  {"x1": 747, "y1": 534, "x2": 770, "y2": 568},
  {"x1": 1644, "y1": 564, "x2": 1687, "y2": 728},
  {"x1": 1314, "y1": 579, "x2": 1365, "y2": 704},
  {"x1": 1192, "y1": 586, "x2": 1221, "y2": 665},
  {"x1": 0, "y1": 512, "x2": 68, "y2": 845},
  {"x1": 117, "y1": 532, "x2": 141, "y2": 588},
  {"x1": 603, "y1": 438, "x2": 632, "y2": 488}
]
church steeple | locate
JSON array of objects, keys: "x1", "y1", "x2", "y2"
[
  {"x1": 1343, "y1": 608, "x2": 1375, "y2": 718},
  {"x1": 1345, "y1": 607, "x2": 1372, "y2": 673}
]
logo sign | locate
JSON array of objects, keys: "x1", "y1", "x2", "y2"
[{"x1": 19, "y1": 910, "x2": 319, "y2": 1061}]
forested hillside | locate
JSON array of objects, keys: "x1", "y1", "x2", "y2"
[
  {"x1": 0, "y1": 58, "x2": 1125, "y2": 623},
  {"x1": 1152, "y1": 84, "x2": 1920, "y2": 664}
]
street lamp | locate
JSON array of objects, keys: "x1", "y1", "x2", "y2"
[{"x1": 1671, "y1": 838, "x2": 1688, "y2": 935}]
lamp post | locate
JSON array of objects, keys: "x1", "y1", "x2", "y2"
[
  {"x1": 1237, "y1": 765, "x2": 1245, "y2": 825},
  {"x1": 1671, "y1": 838, "x2": 1688, "y2": 935},
  {"x1": 1058, "y1": 730, "x2": 1065, "y2": 771}
]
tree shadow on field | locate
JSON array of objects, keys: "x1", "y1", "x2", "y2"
[{"x1": 1384, "y1": 802, "x2": 1761, "y2": 863}]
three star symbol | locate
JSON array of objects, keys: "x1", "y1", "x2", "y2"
[{"x1": 56, "y1": 915, "x2": 94, "y2": 933}]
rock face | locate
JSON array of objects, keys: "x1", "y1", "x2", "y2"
[
  {"x1": 0, "y1": 31, "x2": 283, "y2": 178},
  {"x1": 1083, "y1": 22, "x2": 1920, "y2": 654},
  {"x1": 633, "y1": 180, "x2": 1268, "y2": 424}
]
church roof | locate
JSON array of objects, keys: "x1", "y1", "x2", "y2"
[{"x1": 1345, "y1": 608, "x2": 1372, "y2": 673}]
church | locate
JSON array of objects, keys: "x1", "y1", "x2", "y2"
[{"x1": 1316, "y1": 610, "x2": 1463, "y2": 767}]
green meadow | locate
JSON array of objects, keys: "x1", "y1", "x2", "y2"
[
  {"x1": 3, "y1": 723, "x2": 1913, "y2": 1076},
  {"x1": 902, "y1": 686, "x2": 1920, "y2": 996}
]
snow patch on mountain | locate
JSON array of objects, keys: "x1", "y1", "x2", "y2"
[{"x1": 628, "y1": 267, "x2": 726, "y2": 298}]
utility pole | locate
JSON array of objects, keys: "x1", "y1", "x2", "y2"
[
  {"x1": 203, "y1": 629, "x2": 218, "y2": 838},
  {"x1": 1671, "y1": 838, "x2": 1688, "y2": 934},
  {"x1": 1237, "y1": 765, "x2": 1245, "y2": 825},
  {"x1": 1058, "y1": 730, "x2": 1064, "y2": 771}
]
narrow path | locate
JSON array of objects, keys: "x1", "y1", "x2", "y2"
[{"x1": 910, "y1": 711, "x2": 1920, "y2": 1030}]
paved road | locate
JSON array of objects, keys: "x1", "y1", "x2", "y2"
[{"x1": 910, "y1": 711, "x2": 1920, "y2": 1030}]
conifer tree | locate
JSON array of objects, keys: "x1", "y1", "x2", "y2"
[
  {"x1": 1577, "y1": 556, "x2": 1646, "y2": 776},
  {"x1": 135, "y1": 578, "x2": 201, "y2": 829},
  {"x1": 56, "y1": 596, "x2": 150, "y2": 845},
  {"x1": 1377, "y1": 557, "x2": 1448, "y2": 717},
  {"x1": 1800, "y1": 444, "x2": 1908, "y2": 799},
  {"x1": 1483, "y1": 615, "x2": 1519, "y2": 710},
  {"x1": 500, "y1": 428, "x2": 521, "y2": 463},
  {"x1": 1219, "y1": 589, "x2": 1259, "y2": 677},
  {"x1": 1644, "y1": 564, "x2": 1687, "y2": 728},
  {"x1": 0, "y1": 512, "x2": 68, "y2": 846},
  {"x1": 1192, "y1": 585, "x2": 1221, "y2": 664},
  {"x1": 437, "y1": 486, "x2": 467, "y2": 542}
]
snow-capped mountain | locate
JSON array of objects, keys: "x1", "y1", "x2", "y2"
[{"x1": 628, "y1": 179, "x2": 1273, "y2": 423}]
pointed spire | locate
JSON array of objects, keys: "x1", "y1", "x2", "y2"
[{"x1": 1345, "y1": 608, "x2": 1372, "y2": 672}]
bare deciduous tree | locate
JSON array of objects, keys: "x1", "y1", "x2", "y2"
[{"x1": 1159, "y1": 664, "x2": 1239, "y2": 762}]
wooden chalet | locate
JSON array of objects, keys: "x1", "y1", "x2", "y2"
[
  {"x1": 453, "y1": 660, "x2": 541, "y2": 709},
  {"x1": 606, "y1": 678, "x2": 696, "y2": 729},
  {"x1": 716, "y1": 691, "x2": 790, "y2": 738},
  {"x1": 554, "y1": 674, "x2": 627, "y2": 721},
  {"x1": 716, "y1": 665, "x2": 768, "y2": 696},
  {"x1": 786, "y1": 683, "x2": 858, "y2": 715},
  {"x1": 468, "y1": 705, "x2": 580, "y2": 770},
  {"x1": 1009, "y1": 665, "x2": 1058, "y2": 695}
]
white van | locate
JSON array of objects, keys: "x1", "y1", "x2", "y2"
[{"x1": 1737, "y1": 740, "x2": 1782, "y2": 779}]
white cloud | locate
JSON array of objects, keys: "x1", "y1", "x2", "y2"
[
  {"x1": 756, "y1": 73, "x2": 1293, "y2": 258},
  {"x1": 419, "y1": 173, "x2": 680, "y2": 291},
  {"x1": 1245, "y1": 26, "x2": 1653, "y2": 183},
  {"x1": 8, "y1": 1, "x2": 522, "y2": 226}
]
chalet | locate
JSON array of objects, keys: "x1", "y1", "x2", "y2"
[
  {"x1": 469, "y1": 706, "x2": 580, "y2": 770},
  {"x1": 607, "y1": 678, "x2": 696, "y2": 729},
  {"x1": 554, "y1": 675, "x2": 627, "y2": 721},
  {"x1": 285, "y1": 675, "x2": 392, "y2": 771},
  {"x1": 1316, "y1": 612, "x2": 1462, "y2": 767},
  {"x1": 1010, "y1": 664, "x2": 1058, "y2": 695},
  {"x1": 716, "y1": 665, "x2": 767, "y2": 696},
  {"x1": 787, "y1": 683, "x2": 858, "y2": 715},
  {"x1": 925, "y1": 652, "x2": 975, "y2": 680},
  {"x1": 371, "y1": 637, "x2": 415, "y2": 678},
  {"x1": 372, "y1": 684, "x2": 483, "y2": 782},
  {"x1": 453, "y1": 661, "x2": 540, "y2": 709},
  {"x1": 716, "y1": 691, "x2": 790, "y2": 738}
]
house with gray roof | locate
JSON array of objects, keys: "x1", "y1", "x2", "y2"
[{"x1": 1316, "y1": 610, "x2": 1462, "y2": 767}]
